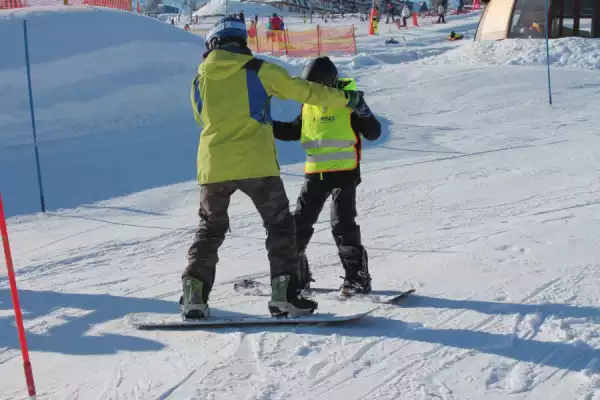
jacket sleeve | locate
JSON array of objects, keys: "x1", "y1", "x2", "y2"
[
  {"x1": 273, "y1": 114, "x2": 303, "y2": 141},
  {"x1": 190, "y1": 75, "x2": 202, "y2": 125},
  {"x1": 351, "y1": 99, "x2": 381, "y2": 141},
  {"x1": 259, "y1": 62, "x2": 350, "y2": 109}
]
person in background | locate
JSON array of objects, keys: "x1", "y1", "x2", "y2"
[
  {"x1": 270, "y1": 13, "x2": 282, "y2": 30},
  {"x1": 386, "y1": 2, "x2": 395, "y2": 23},
  {"x1": 401, "y1": 3, "x2": 412, "y2": 26},
  {"x1": 437, "y1": 3, "x2": 446, "y2": 23},
  {"x1": 272, "y1": 56, "x2": 381, "y2": 296},
  {"x1": 181, "y1": 17, "x2": 366, "y2": 320},
  {"x1": 448, "y1": 31, "x2": 464, "y2": 40},
  {"x1": 239, "y1": 10, "x2": 245, "y2": 23}
]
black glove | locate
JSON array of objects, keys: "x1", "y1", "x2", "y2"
[
  {"x1": 354, "y1": 96, "x2": 373, "y2": 118},
  {"x1": 345, "y1": 90, "x2": 364, "y2": 110}
]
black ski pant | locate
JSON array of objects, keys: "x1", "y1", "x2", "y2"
[
  {"x1": 183, "y1": 176, "x2": 300, "y2": 289},
  {"x1": 294, "y1": 178, "x2": 366, "y2": 281}
]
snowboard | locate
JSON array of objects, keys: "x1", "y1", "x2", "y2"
[
  {"x1": 233, "y1": 279, "x2": 415, "y2": 305},
  {"x1": 127, "y1": 300, "x2": 380, "y2": 330}
]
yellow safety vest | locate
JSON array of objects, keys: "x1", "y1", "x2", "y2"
[{"x1": 301, "y1": 78, "x2": 359, "y2": 174}]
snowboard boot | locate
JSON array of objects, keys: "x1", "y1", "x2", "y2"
[
  {"x1": 298, "y1": 252, "x2": 315, "y2": 292},
  {"x1": 340, "y1": 274, "x2": 372, "y2": 296},
  {"x1": 268, "y1": 274, "x2": 318, "y2": 317},
  {"x1": 339, "y1": 247, "x2": 372, "y2": 296},
  {"x1": 179, "y1": 276, "x2": 210, "y2": 320}
]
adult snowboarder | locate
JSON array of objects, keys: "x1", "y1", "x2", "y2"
[
  {"x1": 273, "y1": 57, "x2": 381, "y2": 296},
  {"x1": 181, "y1": 17, "x2": 366, "y2": 319}
]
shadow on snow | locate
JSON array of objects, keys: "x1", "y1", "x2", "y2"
[
  {"x1": 0, "y1": 289, "x2": 174, "y2": 356},
  {"x1": 2, "y1": 288, "x2": 599, "y2": 374}
]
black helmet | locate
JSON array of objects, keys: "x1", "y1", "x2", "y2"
[
  {"x1": 300, "y1": 56, "x2": 338, "y2": 87},
  {"x1": 205, "y1": 16, "x2": 248, "y2": 50}
]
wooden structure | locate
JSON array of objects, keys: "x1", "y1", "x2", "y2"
[{"x1": 475, "y1": 0, "x2": 600, "y2": 39}]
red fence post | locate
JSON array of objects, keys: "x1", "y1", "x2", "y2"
[
  {"x1": 256, "y1": 28, "x2": 261, "y2": 53},
  {"x1": 351, "y1": 24, "x2": 358, "y2": 54},
  {"x1": 0, "y1": 193, "x2": 37, "y2": 399}
]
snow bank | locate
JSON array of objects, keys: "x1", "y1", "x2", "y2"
[
  {"x1": 193, "y1": 0, "x2": 287, "y2": 18},
  {"x1": 428, "y1": 37, "x2": 600, "y2": 70},
  {"x1": 0, "y1": 7, "x2": 205, "y2": 217},
  {"x1": 0, "y1": 6, "x2": 307, "y2": 218}
]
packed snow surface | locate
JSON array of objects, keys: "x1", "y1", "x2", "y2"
[
  {"x1": 2, "y1": 6, "x2": 600, "y2": 400},
  {"x1": 193, "y1": 0, "x2": 287, "y2": 18},
  {"x1": 428, "y1": 36, "x2": 600, "y2": 70}
]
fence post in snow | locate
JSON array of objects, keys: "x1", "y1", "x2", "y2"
[
  {"x1": 316, "y1": 25, "x2": 321, "y2": 56},
  {"x1": 352, "y1": 24, "x2": 358, "y2": 54},
  {"x1": 0, "y1": 193, "x2": 37, "y2": 399},
  {"x1": 544, "y1": 0, "x2": 553, "y2": 105},
  {"x1": 23, "y1": 20, "x2": 47, "y2": 213}
]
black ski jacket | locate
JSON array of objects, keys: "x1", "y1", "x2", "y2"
[{"x1": 273, "y1": 99, "x2": 381, "y2": 187}]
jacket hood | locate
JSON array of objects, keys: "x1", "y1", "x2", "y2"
[{"x1": 199, "y1": 46, "x2": 253, "y2": 81}]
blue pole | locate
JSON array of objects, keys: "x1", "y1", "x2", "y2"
[
  {"x1": 545, "y1": 0, "x2": 553, "y2": 105},
  {"x1": 23, "y1": 20, "x2": 46, "y2": 213}
]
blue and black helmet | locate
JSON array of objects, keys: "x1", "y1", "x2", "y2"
[{"x1": 205, "y1": 16, "x2": 248, "y2": 50}]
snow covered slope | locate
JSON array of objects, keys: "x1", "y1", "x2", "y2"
[
  {"x1": 3, "y1": 9, "x2": 600, "y2": 400},
  {"x1": 0, "y1": 7, "x2": 205, "y2": 218},
  {"x1": 427, "y1": 36, "x2": 600, "y2": 70}
]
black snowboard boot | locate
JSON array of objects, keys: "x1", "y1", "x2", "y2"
[
  {"x1": 298, "y1": 251, "x2": 315, "y2": 291},
  {"x1": 340, "y1": 274, "x2": 372, "y2": 295},
  {"x1": 268, "y1": 274, "x2": 318, "y2": 317},
  {"x1": 339, "y1": 247, "x2": 372, "y2": 295}
]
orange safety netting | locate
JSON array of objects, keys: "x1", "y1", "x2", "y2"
[
  {"x1": 1, "y1": 0, "x2": 130, "y2": 11},
  {"x1": 317, "y1": 26, "x2": 356, "y2": 57},
  {"x1": 193, "y1": 25, "x2": 357, "y2": 58}
]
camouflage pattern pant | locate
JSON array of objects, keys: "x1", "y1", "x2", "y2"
[{"x1": 183, "y1": 176, "x2": 300, "y2": 289}]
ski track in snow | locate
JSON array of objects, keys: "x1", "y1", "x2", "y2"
[{"x1": 2, "y1": 6, "x2": 600, "y2": 400}]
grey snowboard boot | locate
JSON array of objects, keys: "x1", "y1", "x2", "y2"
[
  {"x1": 180, "y1": 276, "x2": 210, "y2": 319},
  {"x1": 268, "y1": 275, "x2": 318, "y2": 317}
]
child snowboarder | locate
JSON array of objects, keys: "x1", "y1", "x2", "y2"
[
  {"x1": 182, "y1": 18, "x2": 366, "y2": 319},
  {"x1": 273, "y1": 56, "x2": 381, "y2": 295},
  {"x1": 437, "y1": 3, "x2": 446, "y2": 23}
]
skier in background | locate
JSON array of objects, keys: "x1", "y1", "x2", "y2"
[
  {"x1": 181, "y1": 17, "x2": 366, "y2": 319},
  {"x1": 273, "y1": 57, "x2": 381, "y2": 296},
  {"x1": 238, "y1": 10, "x2": 245, "y2": 23}
]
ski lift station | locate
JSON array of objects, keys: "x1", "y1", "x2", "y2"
[{"x1": 475, "y1": 0, "x2": 600, "y2": 39}]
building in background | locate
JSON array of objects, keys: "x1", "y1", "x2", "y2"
[{"x1": 475, "y1": 0, "x2": 600, "y2": 40}]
